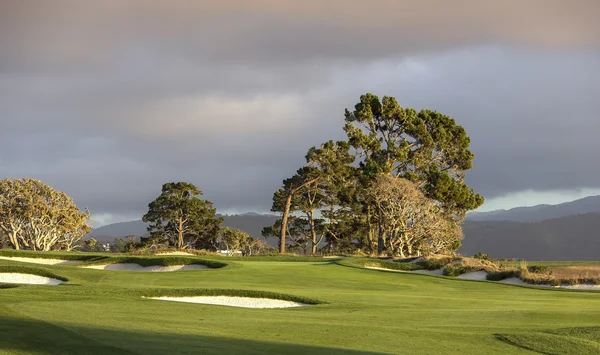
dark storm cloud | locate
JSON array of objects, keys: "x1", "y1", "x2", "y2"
[{"x1": 0, "y1": 1, "x2": 598, "y2": 223}]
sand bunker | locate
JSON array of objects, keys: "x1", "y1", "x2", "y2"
[
  {"x1": 457, "y1": 271, "x2": 488, "y2": 280},
  {"x1": 364, "y1": 266, "x2": 444, "y2": 276},
  {"x1": 0, "y1": 273, "x2": 63, "y2": 285},
  {"x1": 155, "y1": 251, "x2": 195, "y2": 256},
  {"x1": 0, "y1": 256, "x2": 78, "y2": 265},
  {"x1": 83, "y1": 263, "x2": 208, "y2": 272},
  {"x1": 562, "y1": 284, "x2": 600, "y2": 291},
  {"x1": 412, "y1": 268, "x2": 444, "y2": 276},
  {"x1": 147, "y1": 296, "x2": 307, "y2": 308}
]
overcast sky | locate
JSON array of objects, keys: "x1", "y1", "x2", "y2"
[{"x1": 1, "y1": 0, "x2": 599, "y2": 226}]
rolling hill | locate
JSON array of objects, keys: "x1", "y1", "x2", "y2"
[
  {"x1": 460, "y1": 212, "x2": 600, "y2": 260},
  {"x1": 89, "y1": 213, "x2": 280, "y2": 246},
  {"x1": 467, "y1": 195, "x2": 600, "y2": 222}
]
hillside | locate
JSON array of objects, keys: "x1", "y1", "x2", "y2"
[
  {"x1": 89, "y1": 214, "x2": 279, "y2": 246},
  {"x1": 460, "y1": 212, "x2": 600, "y2": 260},
  {"x1": 467, "y1": 195, "x2": 600, "y2": 222}
]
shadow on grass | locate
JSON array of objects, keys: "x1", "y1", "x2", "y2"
[{"x1": 0, "y1": 315, "x2": 391, "y2": 355}]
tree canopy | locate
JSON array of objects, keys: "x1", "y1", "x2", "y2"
[
  {"x1": 0, "y1": 178, "x2": 91, "y2": 251},
  {"x1": 142, "y1": 182, "x2": 222, "y2": 250},
  {"x1": 267, "y1": 93, "x2": 483, "y2": 256}
]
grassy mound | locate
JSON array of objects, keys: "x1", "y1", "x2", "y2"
[
  {"x1": 496, "y1": 327, "x2": 600, "y2": 354},
  {"x1": 337, "y1": 257, "x2": 423, "y2": 271},
  {"x1": 141, "y1": 288, "x2": 324, "y2": 305},
  {"x1": 0, "y1": 249, "x2": 103, "y2": 261},
  {"x1": 80, "y1": 256, "x2": 228, "y2": 269},
  {"x1": 0, "y1": 265, "x2": 68, "y2": 281}
]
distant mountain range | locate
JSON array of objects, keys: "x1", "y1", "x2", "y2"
[
  {"x1": 89, "y1": 213, "x2": 280, "y2": 246},
  {"x1": 90, "y1": 196, "x2": 600, "y2": 260},
  {"x1": 467, "y1": 195, "x2": 600, "y2": 222}
]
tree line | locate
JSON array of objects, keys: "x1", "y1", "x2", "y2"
[
  {"x1": 263, "y1": 93, "x2": 483, "y2": 257},
  {"x1": 0, "y1": 94, "x2": 483, "y2": 256}
]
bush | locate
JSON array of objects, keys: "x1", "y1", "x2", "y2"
[
  {"x1": 486, "y1": 270, "x2": 519, "y2": 281},
  {"x1": 443, "y1": 265, "x2": 478, "y2": 277},
  {"x1": 473, "y1": 252, "x2": 489, "y2": 260},
  {"x1": 417, "y1": 256, "x2": 455, "y2": 270},
  {"x1": 528, "y1": 265, "x2": 550, "y2": 274}
]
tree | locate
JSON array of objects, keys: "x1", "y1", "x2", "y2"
[
  {"x1": 142, "y1": 182, "x2": 222, "y2": 250},
  {"x1": 0, "y1": 178, "x2": 91, "y2": 251},
  {"x1": 218, "y1": 227, "x2": 249, "y2": 256},
  {"x1": 344, "y1": 94, "x2": 483, "y2": 253},
  {"x1": 366, "y1": 175, "x2": 462, "y2": 257},
  {"x1": 344, "y1": 93, "x2": 483, "y2": 217}
]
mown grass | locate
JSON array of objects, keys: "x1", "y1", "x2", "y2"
[
  {"x1": 0, "y1": 253, "x2": 599, "y2": 354},
  {"x1": 496, "y1": 327, "x2": 600, "y2": 354}
]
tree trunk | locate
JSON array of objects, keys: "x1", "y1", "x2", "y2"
[
  {"x1": 177, "y1": 218, "x2": 184, "y2": 249},
  {"x1": 279, "y1": 192, "x2": 294, "y2": 254},
  {"x1": 278, "y1": 177, "x2": 320, "y2": 254},
  {"x1": 309, "y1": 211, "x2": 318, "y2": 255}
]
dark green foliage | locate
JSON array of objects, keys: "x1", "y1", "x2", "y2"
[
  {"x1": 142, "y1": 182, "x2": 222, "y2": 250},
  {"x1": 473, "y1": 252, "x2": 489, "y2": 260},
  {"x1": 486, "y1": 270, "x2": 519, "y2": 281},
  {"x1": 443, "y1": 264, "x2": 479, "y2": 277},
  {"x1": 0, "y1": 265, "x2": 68, "y2": 281},
  {"x1": 416, "y1": 257, "x2": 455, "y2": 270}
]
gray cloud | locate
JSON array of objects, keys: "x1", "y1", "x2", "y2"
[{"x1": 0, "y1": 1, "x2": 598, "y2": 222}]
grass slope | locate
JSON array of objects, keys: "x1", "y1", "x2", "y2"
[{"x1": 0, "y1": 252, "x2": 599, "y2": 354}]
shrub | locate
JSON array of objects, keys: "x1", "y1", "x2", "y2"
[
  {"x1": 473, "y1": 252, "x2": 489, "y2": 260},
  {"x1": 486, "y1": 269, "x2": 519, "y2": 281},
  {"x1": 528, "y1": 265, "x2": 550, "y2": 274},
  {"x1": 417, "y1": 256, "x2": 455, "y2": 270},
  {"x1": 443, "y1": 265, "x2": 478, "y2": 277}
]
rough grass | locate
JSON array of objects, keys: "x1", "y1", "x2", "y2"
[
  {"x1": 519, "y1": 263, "x2": 600, "y2": 286},
  {"x1": 0, "y1": 265, "x2": 68, "y2": 281}
]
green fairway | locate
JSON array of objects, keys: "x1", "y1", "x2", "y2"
[{"x1": 0, "y1": 253, "x2": 599, "y2": 354}]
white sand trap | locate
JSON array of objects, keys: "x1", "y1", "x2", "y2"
[
  {"x1": 412, "y1": 268, "x2": 444, "y2": 276},
  {"x1": 364, "y1": 266, "x2": 405, "y2": 273},
  {"x1": 0, "y1": 256, "x2": 78, "y2": 265},
  {"x1": 0, "y1": 273, "x2": 63, "y2": 285},
  {"x1": 155, "y1": 251, "x2": 195, "y2": 256},
  {"x1": 148, "y1": 296, "x2": 307, "y2": 308},
  {"x1": 562, "y1": 284, "x2": 600, "y2": 291},
  {"x1": 457, "y1": 271, "x2": 488, "y2": 280},
  {"x1": 83, "y1": 263, "x2": 208, "y2": 272}
]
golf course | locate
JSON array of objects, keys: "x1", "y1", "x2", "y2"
[{"x1": 1, "y1": 251, "x2": 599, "y2": 355}]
